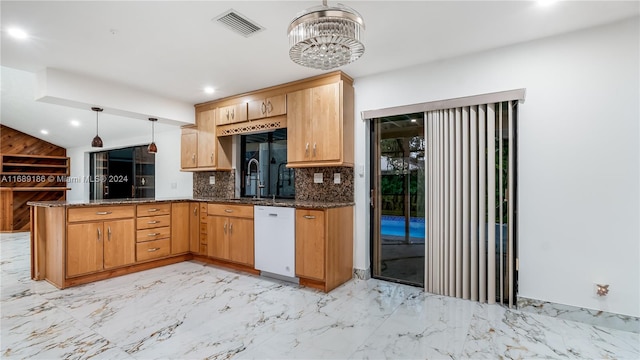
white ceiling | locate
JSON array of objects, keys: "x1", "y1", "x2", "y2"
[{"x1": 1, "y1": 1, "x2": 638, "y2": 148}]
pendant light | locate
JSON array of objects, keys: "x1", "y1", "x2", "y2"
[
  {"x1": 288, "y1": 0, "x2": 365, "y2": 70},
  {"x1": 91, "y1": 107, "x2": 104, "y2": 148},
  {"x1": 148, "y1": 118, "x2": 158, "y2": 153}
]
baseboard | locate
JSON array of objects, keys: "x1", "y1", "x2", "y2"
[
  {"x1": 353, "y1": 267, "x2": 371, "y2": 280},
  {"x1": 517, "y1": 296, "x2": 639, "y2": 333}
]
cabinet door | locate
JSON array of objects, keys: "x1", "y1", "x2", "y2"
[
  {"x1": 266, "y1": 94, "x2": 286, "y2": 117},
  {"x1": 180, "y1": 128, "x2": 197, "y2": 169},
  {"x1": 171, "y1": 203, "x2": 191, "y2": 254},
  {"x1": 295, "y1": 209, "x2": 325, "y2": 281},
  {"x1": 311, "y1": 82, "x2": 341, "y2": 162},
  {"x1": 197, "y1": 109, "x2": 216, "y2": 167},
  {"x1": 189, "y1": 203, "x2": 200, "y2": 253},
  {"x1": 247, "y1": 99, "x2": 266, "y2": 120},
  {"x1": 287, "y1": 88, "x2": 313, "y2": 163},
  {"x1": 219, "y1": 104, "x2": 247, "y2": 124},
  {"x1": 207, "y1": 215, "x2": 229, "y2": 260},
  {"x1": 228, "y1": 218, "x2": 254, "y2": 266},
  {"x1": 248, "y1": 95, "x2": 286, "y2": 120},
  {"x1": 103, "y1": 219, "x2": 135, "y2": 269},
  {"x1": 67, "y1": 222, "x2": 103, "y2": 277}
]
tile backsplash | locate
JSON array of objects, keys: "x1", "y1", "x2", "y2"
[
  {"x1": 193, "y1": 167, "x2": 354, "y2": 203},
  {"x1": 193, "y1": 171, "x2": 235, "y2": 198},
  {"x1": 294, "y1": 167, "x2": 354, "y2": 202}
]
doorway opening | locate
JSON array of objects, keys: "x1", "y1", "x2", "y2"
[
  {"x1": 89, "y1": 145, "x2": 155, "y2": 200},
  {"x1": 370, "y1": 113, "x2": 425, "y2": 286}
]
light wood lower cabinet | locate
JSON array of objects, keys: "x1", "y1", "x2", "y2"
[
  {"x1": 170, "y1": 202, "x2": 196, "y2": 255},
  {"x1": 67, "y1": 216, "x2": 135, "y2": 277},
  {"x1": 295, "y1": 206, "x2": 353, "y2": 292},
  {"x1": 207, "y1": 204, "x2": 254, "y2": 267}
]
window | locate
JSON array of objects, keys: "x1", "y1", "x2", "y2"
[
  {"x1": 89, "y1": 145, "x2": 155, "y2": 200},
  {"x1": 240, "y1": 129, "x2": 294, "y2": 198}
]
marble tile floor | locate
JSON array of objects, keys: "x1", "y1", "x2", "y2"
[{"x1": 1, "y1": 232, "x2": 639, "y2": 360}]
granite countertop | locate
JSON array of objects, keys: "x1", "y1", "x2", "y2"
[{"x1": 28, "y1": 197, "x2": 354, "y2": 209}]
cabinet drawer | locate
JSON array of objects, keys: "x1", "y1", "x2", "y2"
[
  {"x1": 136, "y1": 226, "x2": 170, "y2": 242},
  {"x1": 68, "y1": 206, "x2": 134, "y2": 222},
  {"x1": 136, "y1": 215, "x2": 171, "y2": 230},
  {"x1": 200, "y1": 203, "x2": 208, "y2": 221},
  {"x1": 207, "y1": 204, "x2": 253, "y2": 218},
  {"x1": 136, "y1": 203, "x2": 171, "y2": 217},
  {"x1": 136, "y1": 239, "x2": 171, "y2": 262}
]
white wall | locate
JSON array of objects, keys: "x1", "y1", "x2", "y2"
[
  {"x1": 67, "y1": 126, "x2": 192, "y2": 201},
  {"x1": 353, "y1": 17, "x2": 639, "y2": 317}
]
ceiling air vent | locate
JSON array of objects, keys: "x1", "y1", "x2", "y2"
[{"x1": 213, "y1": 9, "x2": 264, "y2": 37}]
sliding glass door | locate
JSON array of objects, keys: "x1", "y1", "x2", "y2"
[{"x1": 371, "y1": 113, "x2": 426, "y2": 286}]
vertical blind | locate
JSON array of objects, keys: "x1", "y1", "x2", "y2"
[{"x1": 425, "y1": 101, "x2": 518, "y2": 306}]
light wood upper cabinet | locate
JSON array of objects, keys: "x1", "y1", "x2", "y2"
[
  {"x1": 180, "y1": 126, "x2": 197, "y2": 169},
  {"x1": 197, "y1": 109, "x2": 216, "y2": 168},
  {"x1": 182, "y1": 109, "x2": 232, "y2": 171},
  {"x1": 287, "y1": 81, "x2": 354, "y2": 167},
  {"x1": 218, "y1": 103, "x2": 247, "y2": 125},
  {"x1": 247, "y1": 94, "x2": 286, "y2": 121}
]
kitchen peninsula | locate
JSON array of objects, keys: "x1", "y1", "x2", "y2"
[{"x1": 29, "y1": 197, "x2": 354, "y2": 292}]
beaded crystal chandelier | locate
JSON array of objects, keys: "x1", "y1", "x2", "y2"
[{"x1": 288, "y1": 0, "x2": 365, "y2": 70}]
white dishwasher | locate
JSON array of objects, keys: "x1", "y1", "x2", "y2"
[{"x1": 254, "y1": 206, "x2": 297, "y2": 281}]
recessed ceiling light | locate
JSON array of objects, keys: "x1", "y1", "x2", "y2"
[
  {"x1": 70, "y1": 120, "x2": 80, "y2": 127},
  {"x1": 40, "y1": 129, "x2": 49, "y2": 135},
  {"x1": 204, "y1": 87, "x2": 215, "y2": 94},
  {"x1": 8, "y1": 27, "x2": 28, "y2": 39}
]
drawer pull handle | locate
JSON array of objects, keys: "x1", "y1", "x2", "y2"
[
  {"x1": 96, "y1": 211, "x2": 112, "y2": 215},
  {"x1": 304, "y1": 215, "x2": 316, "y2": 220},
  {"x1": 148, "y1": 208, "x2": 159, "y2": 212},
  {"x1": 193, "y1": 207, "x2": 197, "y2": 215},
  {"x1": 224, "y1": 209, "x2": 233, "y2": 213},
  {"x1": 148, "y1": 233, "x2": 160, "y2": 236},
  {"x1": 229, "y1": 222, "x2": 233, "y2": 233},
  {"x1": 147, "y1": 248, "x2": 160, "y2": 252},
  {"x1": 147, "y1": 220, "x2": 159, "y2": 224},
  {"x1": 223, "y1": 222, "x2": 227, "y2": 234},
  {"x1": 108, "y1": 226, "x2": 112, "y2": 241},
  {"x1": 97, "y1": 228, "x2": 101, "y2": 241}
]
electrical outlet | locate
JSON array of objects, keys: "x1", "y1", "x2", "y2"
[
  {"x1": 209, "y1": 175, "x2": 215, "y2": 185},
  {"x1": 334, "y1": 173, "x2": 341, "y2": 184},
  {"x1": 313, "y1": 173, "x2": 323, "y2": 184}
]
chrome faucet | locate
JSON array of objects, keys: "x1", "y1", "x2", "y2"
[{"x1": 247, "y1": 158, "x2": 264, "y2": 199}]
